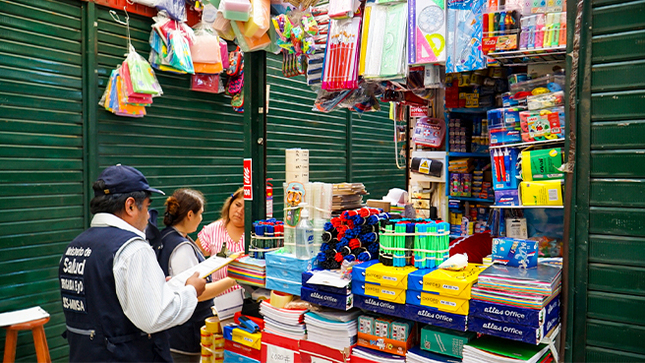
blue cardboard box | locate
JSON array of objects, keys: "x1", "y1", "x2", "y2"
[
  {"x1": 354, "y1": 294, "x2": 407, "y2": 320},
  {"x1": 469, "y1": 295, "x2": 560, "y2": 328},
  {"x1": 467, "y1": 314, "x2": 561, "y2": 345},
  {"x1": 300, "y1": 286, "x2": 353, "y2": 311},
  {"x1": 404, "y1": 304, "x2": 468, "y2": 331},
  {"x1": 491, "y1": 238, "x2": 539, "y2": 268},
  {"x1": 265, "y1": 276, "x2": 302, "y2": 296},
  {"x1": 302, "y1": 271, "x2": 352, "y2": 295},
  {"x1": 265, "y1": 250, "x2": 318, "y2": 271}
]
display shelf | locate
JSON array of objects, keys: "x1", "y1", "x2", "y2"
[
  {"x1": 449, "y1": 196, "x2": 494, "y2": 203},
  {"x1": 486, "y1": 46, "x2": 567, "y2": 66},
  {"x1": 448, "y1": 152, "x2": 490, "y2": 158},
  {"x1": 447, "y1": 107, "x2": 491, "y2": 114},
  {"x1": 489, "y1": 138, "x2": 565, "y2": 150},
  {"x1": 490, "y1": 205, "x2": 564, "y2": 209}
]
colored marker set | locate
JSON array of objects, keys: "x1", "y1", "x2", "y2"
[
  {"x1": 251, "y1": 219, "x2": 284, "y2": 259},
  {"x1": 482, "y1": 6, "x2": 521, "y2": 54},
  {"x1": 519, "y1": 12, "x2": 566, "y2": 50}
]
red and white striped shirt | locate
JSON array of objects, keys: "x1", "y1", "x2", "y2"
[{"x1": 198, "y1": 219, "x2": 244, "y2": 296}]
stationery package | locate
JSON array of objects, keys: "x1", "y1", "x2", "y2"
[
  {"x1": 469, "y1": 294, "x2": 561, "y2": 328},
  {"x1": 468, "y1": 313, "x2": 560, "y2": 345},
  {"x1": 223, "y1": 325, "x2": 262, "y2": 350},
  {"x1": 491, "y1": 237, "x2": 539, "y2": 268},
  {"x1": 407, "y1": 263, "x2": 487, "y2": 298},
  {"x1": 265, "y1": 250, "x2": 318, "y2": 295},
  {"x1": 300, "y1": 286, "x2": 354, "y2": 310},
  {"x1": 352, "y1": 281, "x2": 407, "y2": 304},
  {"x1": 420, "y1": 325, "x2": 477, "y2": 358},
  {"x1": 408, "y1": 0, "x2": 447, "y2": 64},
  {"x1": 406, "y1": 290, "x2": 470, "y2": 315},
  {"x1": 404, "y1": 303, "x2": 469, "y2": 331}
]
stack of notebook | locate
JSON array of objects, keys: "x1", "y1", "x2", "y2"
[
  {"x1": 406, "y1": 346, "x2": 462, "y2": 363},
  {"x1": 304, "y1": 311, "x2": 358, "y2": 350},
  {"x1": 463, "y1": 336, "x2": 554, "y2": 363},
  {"x1": 468, "y1": 263, "x2": 562, "y2": 344},
  {"x1": 259, "y1": 300, "x2": 308, "y2": 340},
  {"x1": 227, "y1": 255, "x2": 266, "y2": 287},
  {"x1": 332, "y1": 183, "x2": 368, "y2": 212},
  {"x1": 352, "y1": 346, "x2": 406, "y2": 363}
]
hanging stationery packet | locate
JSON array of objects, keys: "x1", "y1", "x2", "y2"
[
  {"x1": 413, "y1": 117, "x2": 445, "y2": 148},
  {"x1": 115, "y1": 72, "x2": 146, "y2": 117},
  {"x1": 328, "y1": 0, "x2": 360, "y2": 19},
  {"x1": 149, "y1": 30, "x2": 168, "y2": 58},
  {"x1": 98, "y1": 69, "x2": 115, "y2": 110},
  {"x1": 379, "y1": 3, "x2": 407, "y2": 78},
  {"x1": 156, "y1": 0, "x2": 187, "y2": 21},
  {"x1": 103, "y1": 69, "x2": 120, "y2": 112},
  {"x1": 321, "y1": 16, "x2": 362, "y2": 91},
  {"x1": 167, "y1": 30, "x2": 195, "y2": 74},
  {"x1": 120, "y1": 61, "x2": 153, "y2": 103},
  {"x1": 152, "y1": 11, "x2": 180, "y2": 42},
  {"x1": 190, "y1": 23, "x2": 223, "y2": 65},
  {"x1": 126, "y1": 48, "x2": 163, "y2": 95},
  {"x1": 220, "y1": 0, "x2": 252, "y2": 21},
  {"x1": 193, "y1": 63, "x2": 224, "y2": 74},
  {"x1": 408, "y1": 0, "x2": 447, "y2": 64}
]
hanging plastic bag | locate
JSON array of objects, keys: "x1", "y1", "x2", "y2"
[
  {"x1": 115, "y1": 71, "x2": 146, "y2": 117},
  {"x1": 231, "y1": 21, "x2": 271, "y2": 52},
  {"x1": 213, "y1": 11, "x2": 236, "y2": 40},
  {"x1": 156, "y1": 0, "x2": 187, "y2": 22},
  {"x1": 190, "y1": 22, "x2": 223, "y2": 73},
  {"x1": 121, "y1": 61, "x2": 153, "y2": 105},
  {"x1": 245, "y1": 0, "x2": 270, "y2": 38},
  {"x1": 191, "y1": 74, "x2": 225, "y2": 93},
  {"x1": 126, "y1": 46, "x2": 163, "y2": 95},
  {"x1": 167, "y1": 29, "x2": 195, "y2": 74},
  {"x1": 220, "y1": 38, "x2": 230, "y2": 69}
]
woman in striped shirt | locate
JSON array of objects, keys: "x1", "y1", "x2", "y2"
[{"x1": 196, "y1": 187, "x2": 245, "y2": 295}]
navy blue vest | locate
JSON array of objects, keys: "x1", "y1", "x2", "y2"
[
  {"x1": 59, "y1": 226, "x2": 172, "y2": 362},
  {"x1": 158, "y1": 227, "x2": 214, "y2": 354}
]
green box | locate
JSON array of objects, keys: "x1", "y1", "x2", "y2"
[{"x1": 420, "y1": 325, "x2": 477, "y2": 358}]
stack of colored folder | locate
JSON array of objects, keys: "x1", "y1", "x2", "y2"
[{"x1": 227, "y1": 255, "x2": 266, "y2": 287}]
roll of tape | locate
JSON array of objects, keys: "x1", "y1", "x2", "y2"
[
  {"x1": 200, "y1": 325, "x2": 211, "y2": 338},
  {"x1": 205, "y1": 316, "x2": 221, "y2": 334},
  {"x1": 270, "y1": 290, "x2": 293, "y2": 309},
  {"x1": 201, "y1": 345, "x2": 213, "y2": 356}
]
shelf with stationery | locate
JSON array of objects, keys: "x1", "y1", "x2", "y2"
[
  {"x1": 490, "y1": 204, "x2": 564, "y2": 209},
  {"x1": 449, "y1": 196, "x2": 495, "y2": 203},
  {"x1": 489, "y1": 138, "x2": 565, "y2": 150},
  {"x1": 486, "y1": 46, "x2": 567, "y2": 66}
]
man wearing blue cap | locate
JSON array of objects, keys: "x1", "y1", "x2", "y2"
[{"x1": 59, "y1": 164, "x2": 206, "y2": 362}]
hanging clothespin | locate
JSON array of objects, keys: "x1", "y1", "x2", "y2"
[{"x1": 109, "y1": 7, "x2": 134, "y2": 55}]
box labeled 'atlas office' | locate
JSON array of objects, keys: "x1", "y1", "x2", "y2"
[
  {"x1": 354, "y1": 294, "x2": 407, "y2": 319},
  {"x1": 300, "y1": 286, "x2": 353, "y2": 311},
  {"x1": 469, "y1": 295, "x2": 561, "y2": 328},
  {"x1": 404, "y1": 304, "x2": 468, "y2": 331},
  {"x1": 468, "y1": 314, "x2": 561, "y2": 345}
]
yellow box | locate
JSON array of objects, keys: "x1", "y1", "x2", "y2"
[
  {"x1": 520, "y1": 180, "x2": 564, "y2": 206},
  {"x1": 365, "y1": 263, "x2": 417, "y2": 289},
  {"x1": 231, "y1": 328, "x2": 262, "y2": 350},
  {"x1": 364, "y1": 283, "x2": 407, "y2": 304},
  {"x1": 408, "y1": 290, "x2": 470, "y2": 315},
  {"x1": 421, "y1": 264, "x2": 487, "y2": 299}
]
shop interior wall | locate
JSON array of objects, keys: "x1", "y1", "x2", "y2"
[
  {"x1": 570, "y1": 0, "x2": 645, "y2": 361},
  {"x1": 0, "y1": 3, "x2": 404, "y2": 362},
  {"x1": 266, "y1": 53, "x2": 405, "y2": 218}
]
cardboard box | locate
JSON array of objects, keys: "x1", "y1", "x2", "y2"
[
  {"x1": 352, "y1": 260, "x2": 380, "y2": 282},
  {"x1": 404, "y1": 304, "x2": 468, "y2": 331},
  {"x1": 224, "y1": 339, "x2": 262, "y2": 361},
  {"x1": 520, "y1": 180, "x2": 564, "y2": 206},
  {"x1": 469, "y1": 295, "x2": 561, "y2": 328},
  {"x1": 357, "y1": 324, "x2": 417, "y2": 357},
  {"x1": 468, "y1": 314, "x2": 561, "y2": 345},
  {"x1": 223, "y1": 325, "x2": 262, "y2": 350},
  {"x1": 364, "y1": 263, "x2": 417, "y2": 289},
  {"x1": 299, "y1": 340, "x2": 350, "y2": 363},
  {"x1": 300, "y1": 286, "x2": 353, "y2": 311},
  {"x1": 265, "y1": 276, "x2": 302, "y2": 296},
  {"x1": 491, "y1": 238, "x2": 539, "y2": 269},
  {"x1": 260, "y1": 331, "x2": 301, "y2": 363},
  {"x1": 265, "y1": 250, "x2": 318, "y2": 272},
  {"x1": 354, "y1": 295, "x2": 407, "y2": 319},
  {"x1": 352, "y1": 281, "x2": 407, "y2": 304},
  {"x1": 420, "y1": 325, "x2": 476, "y2": 358},
  {"x1": 366, "y1": 199, "x2": 391, "y2": 212},
  {"x1": 406, "y1": 290, "x2": 470, "y2": 315},
  {"x1": 412, "y1": 264, "x2": 487, "y2": 299}
]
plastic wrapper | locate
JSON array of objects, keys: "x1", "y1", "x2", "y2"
[
  {"x1": 156, "y1": 0, "x2": 187, "y2": 21},
  {"x1": 131, "y1": 0, "x2": 158, "y2": 6},
  {"x1": 231, "y1": 21, "x2": 272, "y2": 52},
  {"x1": 167, "y1": 30, "x2": 195, "y2": 74},
  {"x1": 445, "y1": 0, "x2": 486, "y2": 73},
  {"x1": 213, "y1": 11, "x2": 236, "y2": 40},
  {"x1": 220, "y1": 38, "x2": 230, "y2": 69},
  {"x1": 120, "y1": 61, "x2": 153, "y2": 104},
  {"x1": 245, "y1": 0, "x2": 271, "y2": 38},
  {"x1": 191, "y1": 74, "x2": 225, "y2": 93},
  {"x1": 413, "y1": 117, "x2": 446, "y2": 147},
  {"x1": 328, "y1": 0, "x2": 360, "y2": 19},
  {"x1": 312, "y1": 88, "x2": 352, "y2": 113},
  {"x1": 126, "y1": 46, "x2": 163, "y2": 95},
  {"x1": 191, "y1": 23, "x2": 223, "y2": 65},
  {"x1": 220, "y1": 0, "x2": 252, "y2": 21}
]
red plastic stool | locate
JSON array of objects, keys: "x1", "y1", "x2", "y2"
[{"x1": 3, "y1": 317, "x2": 51, "y2": 363}]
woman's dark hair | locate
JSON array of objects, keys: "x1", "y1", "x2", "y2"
[
  {"x1": 90, "y1": 180, "x2": 150, "y2": 215},
  {"x1": 220, "y1": 187, "x2": 244, "y2": 225},
  {"x1": 163, "y1": 189, "x2": 205, "y2": 226}
]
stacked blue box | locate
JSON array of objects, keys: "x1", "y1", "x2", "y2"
[
  {"x1": 301, "y1": 270, "x2": 353, "y2": 310},
  {"x1": 223, "y1": 350, "x2": 260, "y2": 363},
  {"x1": 265, "y1": 250, "x2": 317, "y2": 296}
]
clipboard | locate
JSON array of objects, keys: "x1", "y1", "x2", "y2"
[{"x1": 167, "y1": 253, "x2": 241, "y2": 289}]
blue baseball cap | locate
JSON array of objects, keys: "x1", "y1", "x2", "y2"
[{"x1": 95, "y1": 164, "x2": 165, "y2": 197}]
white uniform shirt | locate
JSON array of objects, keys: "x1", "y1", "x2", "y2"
[{"x1": 91, "y1": 213, "x2": 198, "y2": 334}]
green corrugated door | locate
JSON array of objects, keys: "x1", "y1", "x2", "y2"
[
  {"x1": 0, "y1": 0, "x2": 84, "y2": 361},
  {"x1": 266, "y1": 53, "x2": 349, "y2": 218},
  {"x1": 350, "y1": 103, "x2": 406, "y2": 201},
  {"x1": 95, "y1": 7, "x2": 245, "y2": 224},
  {"x1": 571, "y1": 0, "x2": 645, "y2": 361}
]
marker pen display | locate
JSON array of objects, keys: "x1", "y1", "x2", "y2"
[
  {"x1": 535, "y1": 13, "x2": 546, "y2": 49},
  {"x1": 551, "y1": 12, "x2": 561, "y2": 47},
  {"x1": 559, "y1": 12, "x2": 567, "y2": 46}
]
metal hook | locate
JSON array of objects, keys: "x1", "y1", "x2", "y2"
[{"x1": 109, "y1": 8, "x2": 133, "y2": 53}]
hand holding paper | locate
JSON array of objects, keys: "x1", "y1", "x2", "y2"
[{"x1": 167, "y1": 253, "x2": 241, "y2": 290}]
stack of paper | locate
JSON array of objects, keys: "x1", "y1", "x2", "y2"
[
  {"x1": 406, "y1": 346, "x2": 462, "y2": 363},
  {"x1": 332, "y1": 183, "x2": 368, "y2": 212},
  {"x1": 304, "y1": 312, "x2": 358, "y2": 350},
  {"x1": 259, "y1": 300, "x2": 308, "y2": 340},
  {"x1": 352, "y1": 346, "x2": 406, "y2": 363},
  {"x1": 227, "y1": 255, "x2": 266, "y2": 287},
  {"x1": 462, "y1": 336, "x2": 552, "y2": 363}
]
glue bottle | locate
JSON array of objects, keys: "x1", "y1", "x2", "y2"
[{"x1": 295, "y1": 204, "x2": 314, "y2": 259}]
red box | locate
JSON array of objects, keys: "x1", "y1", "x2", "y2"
[
  {"x1": 224, "y1": 339, "x2": 262, "y2": 361},
  {"x1": 299, "y1": 340, "x2": 351, "y2": 363},
  {"x1": 260, "y1": 331, "x2": 301, "y2": 363}
]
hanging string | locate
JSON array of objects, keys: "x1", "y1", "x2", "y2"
[{"x1": 109, "y1": 7, "x2": 133, "y2": 54}]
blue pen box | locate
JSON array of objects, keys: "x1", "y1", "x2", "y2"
[
  {"x1": 468, "y1": 314, "x2": 561, "y2": 345},
  {"x1": 300, "y1": 286, "x2": 353, "y2": 311},
  {"x1": 491, "y1": 238, "x2": 539, "y2": 268}
]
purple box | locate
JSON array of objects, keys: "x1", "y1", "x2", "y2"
[
  {"x1": 468, "y1": 314, "x2": 561, "y2": 345},
  {"x1": 469, "y1": 295, "x2": 560, "y2": 328}
]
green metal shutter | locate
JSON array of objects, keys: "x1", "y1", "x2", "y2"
[
  {"x1": 0, "y1": 0, "x2": 84, "y2": 361},
  {"x1": 350, "y1": 103, "x2": 406, "y2": 201},
  {"x1": 95, "y1": 8, "x2": 245, "y2": 225},
  {"x1": 571, "y1": 0, "x2": 645, "y2": 361},
  {"x1": 266, "y1": 53, "x2": 349, "y2": 218}
]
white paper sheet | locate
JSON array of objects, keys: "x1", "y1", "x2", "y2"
[
  {"x1": 167, "y1": 253, "x2": 240, "y2": 289},
  {"x1": 0, "y1": 306, "x2": 49, "y2": 327}
]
